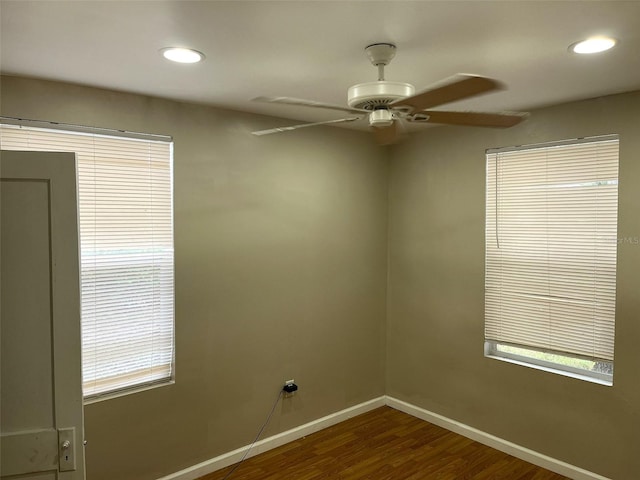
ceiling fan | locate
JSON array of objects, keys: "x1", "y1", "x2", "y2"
[{"x1": 251, "y1": 43, "x2": 528, "y2": 144}]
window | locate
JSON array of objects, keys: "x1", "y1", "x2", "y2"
[
  {"x1": 0, "y1": 119, "x2": 174, "y2": 399},
  {"x1": 485, "y1": 136, "x2": 619, "y2": 385}
]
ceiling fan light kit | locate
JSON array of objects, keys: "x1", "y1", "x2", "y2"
[
  {"x1": 252, "y1": 42, "x2": 528, "y2": 144},
  {"x1": 369, "y1": 109, "x2": 395, "y2": 127}
]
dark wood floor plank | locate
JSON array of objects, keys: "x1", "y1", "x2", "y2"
[{"x1": 199, "y1": 406, "x2": 570, "y2": 480}]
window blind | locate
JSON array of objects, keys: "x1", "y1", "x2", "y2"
[
  {"x1": 485, "y1": 136, "x2": 619, "y2": 363},
  {"x1": 0, "y1": 121, "x2": 174, "y2": 398}
]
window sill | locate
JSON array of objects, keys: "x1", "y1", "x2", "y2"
[
  {"x1": 83, "y1": 379, "x2": 175, "y2": 405},
  {"x1": 485, "y1": 353, "x2": 612, "y2": 386}
]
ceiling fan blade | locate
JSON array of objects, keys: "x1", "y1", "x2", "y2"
[
  {"x1": 371, "y1": 121, "x2": 400, "y2": 145},
  {"x1": 252, "y1": 117, "x2": 361, "y2": 136},
  {"x1": 411, "y1": 110, "x2": 528, "y2": 128},
  {"x1": 390, "y1": 75, "x2": 504, "y2": 112},
  {"x1": 252, "y1": 96, "x2": 368, "y2": 115}
]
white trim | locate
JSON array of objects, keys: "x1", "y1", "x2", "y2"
[
  {"x1": 156, "y1": 397, "x2": 386, "y2": 480},
  {"x1": 384, "y1": 396, "x2": 610, "y2": 480},
  {"x1": 484, "y1": 350, "x2": 612, "y2": 387}
]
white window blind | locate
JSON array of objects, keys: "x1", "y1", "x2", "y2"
[
  {"x1": 485, "y1": 136, "x2": 619, "y2": 377},
  {"x1": 0, "y1": 121, "x2": 174, "y2": 398}
]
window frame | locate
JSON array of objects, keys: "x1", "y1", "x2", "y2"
[
  {"x1": 0, "y1": 117, "x2": 176, "y2": 401},
  {"x1": 484, "y1": 341, "x2": 614, "y2": 386},
  {"x1": 484, "y1": 135, "x2": 619, "y2": 385}
]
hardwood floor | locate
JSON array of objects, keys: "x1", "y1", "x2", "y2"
[{"x1": 199, "y1": 406, "x2": 569, "y2": 480}]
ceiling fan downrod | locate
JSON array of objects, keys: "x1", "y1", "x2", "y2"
[
  {"x1": 347, "y1": 43, "x2": 415, "y2": 111},
  {"x1": 364, "y1": 43, "x2": 397, "y2": 81}
]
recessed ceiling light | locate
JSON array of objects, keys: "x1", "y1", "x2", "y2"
[
  {"x1": 570, "y1": 36, "x2": 617, "y2": 54},
  {"x1": 161, "y1": 47, "x2": 205, "y2": 64}
]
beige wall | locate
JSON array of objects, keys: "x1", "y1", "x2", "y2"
[
  {"x1": 0, "y1": 76, "x2": 389, "y2": 480},
  {"x1": 4, "y1": 74, "x2": 640, "y2": 480},
  {"x1": 387, "y1": 91, "x2": 640, "y2": 479}
]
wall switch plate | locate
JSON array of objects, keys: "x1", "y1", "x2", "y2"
[{"x1": 58, "y1": 427, "x2": 76, "y2": 472}]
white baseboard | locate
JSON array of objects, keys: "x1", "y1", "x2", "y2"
[
  {"x1": 156, "y1": 396, "x2": 386, "y2": 480},
  {"x1": 384, "y1": 396, "x2": 610, "y2": 480},
  {"x1": 158, "y1": 395, "x2": 609, "y2": 480}
]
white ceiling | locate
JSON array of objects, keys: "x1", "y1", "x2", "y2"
[{"x1": 2, "y1": 1, "x2": 640, "y2": 132}]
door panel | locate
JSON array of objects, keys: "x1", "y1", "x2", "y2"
[
  {"x1": 1, "y1": 430, "x2": 59, "y2": 475},
  {"x1": 1, "y1": 180, "x2": 55, "y2": 433},
  {"x1": 1, "y1": 150, "x2": 85, "y2": 480}
]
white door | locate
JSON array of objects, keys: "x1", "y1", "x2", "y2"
[{"x1": 1, "y1": 150, "x2": 85, "y2": 480}]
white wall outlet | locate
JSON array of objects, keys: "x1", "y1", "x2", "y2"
[{"x1": 284, "y1": 379, "x2": 295, "y2": 386}]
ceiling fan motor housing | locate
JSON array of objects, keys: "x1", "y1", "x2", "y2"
[{"x1": 347, "y1": 81, "x2": 415, "y2": 110}]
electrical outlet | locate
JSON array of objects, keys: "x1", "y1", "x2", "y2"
[{"x1": 283, "y1": 379, "x2": 297, "y2": 397}]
